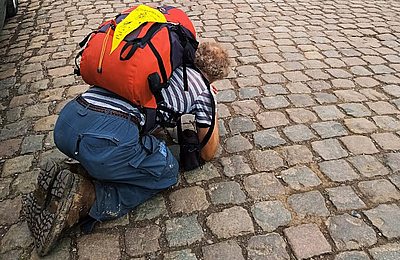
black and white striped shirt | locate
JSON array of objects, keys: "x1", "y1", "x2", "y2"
[{"x1": 81, "y1": 67, "x2": 214, "y2": 127}]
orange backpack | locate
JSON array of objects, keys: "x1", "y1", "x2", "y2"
[{"x1": 75, "y1": 5, "x2": 198, "y2": 109}]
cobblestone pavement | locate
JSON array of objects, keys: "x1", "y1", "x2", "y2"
[{"x1": 1, "y1": 0, "x2": 400, "y2": 259}]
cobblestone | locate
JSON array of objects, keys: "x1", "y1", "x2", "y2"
[
  {"x1": 283, "y1": 124, "x2": 316, "y2": 142},
  {"x1": 77, "y1": 233, "x2": 120, "y2": 260},
  {"x1": 244, "y1": 172, "x2": 286, "y2": 200},
  {"x1": 252, "y1": 201, "x2": 291, "y2": 232},
  {"x1": 288, "y1": 191, "x2": 329, "y2": 217},
  {"x1": 312, "y1": 139, "x2": 348, "y2": 160},
  {"x1": 326, "y1": 186, "x2": 366, "y2": 211},
  {"x1": 247, "y1": 234, "x2": 290, "y2": 260},
  {"x1": 311, "y1": 121, "x2": 348, "y2": 138},
  {"x1": 348, "y1": 155, "x2": 389, "y2": 177},
  {"x1": 364, "y1": 204, "x2": 400, "y2": 239},
  {"x1": 358, "y1": 179, "x2": 400, "y2": 204},
  {"x1": 3, "y1": 0, "x2": 400, "y2": 258},
  {"x1": 169, "y1": 186, "x2": 209, "y2": 214},
  {"x1": 253, "y1": 129, "x2": 286, "y2": 148},
  {"x1": 319, "y1": 159, "x2": 360, "y2": 182},
  {"x1": 166, "y1": 215, "x2": 204, "y2": 247},
  {"x1": 327, "y1": 214, "x2": 377, "y2": 250},
  {"x1": 208, "y1": 181, "x2": 246, "y2": 205},
  {"x1": 284, "y1": 224, "x2": 332, "y2": 259},
  {"x1": 369, "y1": 243, "x2": 400, "y2": 260},
  {"x1": 206, "y1": 206, "x2": 254, "y2": 239},
  {"x1": 202, "y1": 240, "x2": 244, "y2": 260}
]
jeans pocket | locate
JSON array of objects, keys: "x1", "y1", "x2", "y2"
[{"x1": 129, "y1": 136, "x2": 169, "y2": 178}]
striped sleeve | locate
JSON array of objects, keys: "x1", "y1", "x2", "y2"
[{"x1": 193, "y1": 88, "x2": 214, "y2": 127}]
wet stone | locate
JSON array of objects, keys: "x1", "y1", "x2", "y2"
[
  {"x1": 369, "y1": 243, "x2": 400, "y2": 260},
  {"x1": 312, "y1": 139, "x2": 348, "y2": 160},
  {"x1": 284, "y1": 224, "x2": 332, "y2": 260},
  {"x1": 385, "y1": 153, "x2": 400, "y2": 173},
  {"x1": 364, "y1": 204, "x2": 400, "y2": 239},
  {"x1": 348, "y1": 155, "x2": 389, "y2": 177},
  {"x1": 0, "y1": 222, "x2": 33, "y2": 253},
  {"x1": 133, "y1": 195, "x2": 167, "y2": 221},
  {"x1": 327, "y1": 213, "x2": 377, "y2": 250},
  {"x1": 340, "y1": 136, "x2": 379, "y2": 155},
  {"x1": 77, "y1": 233, "x2": 120, "y2": 260},
  {"x1": 166, "y1": 215, "x2": 204, "y2": 247},
  {"x1": 225, "y1": 135, "x2": 253, "y2": 153},
  {"x1": 319, "y1": 159, "x2": 359, "y2": 182},
  {"x1": 326, "y1": 186, "x2": 366, "y2": 211},
  {"x1": 261, "y1": 95, "x2": 290, "y2": 109},
  {"x1": 280, "y1": 145, "x2": 313, "y2": 166},
  {"x1": 184, "y1": 162, "x2": 220, "y2": 183},
  {"x1": 252, "y1": 201, "x2": 291, "y2": 232},
  {"x1": 247, "y1": 233, "x2": 290, "y2": 260},
  {"x1": 339, "y1": 103, "x2": 372, "y2": 117},
  {"x1": 358, "y1": 179, "x2": 400, "y2": 203},
  {"x1": 256, "y1": 111, "x2": 289, "y2": 128},
  {"x1": 244, "y1": 172, "x2": 286, "y2": 200},
  {"x1": 250, "y1": 150, "x2": 284, "y2": 172},
  {"x1": 169, "y1": 186, "x2": 209, "y2": 214},
  {"x1": 2, "y1": 155, "x2": 34, "y2": 177},
  {"x1": 206, "y1": 206, "x2": 254, "y2": 239},
  {"x1": 288, "y1": 191, "x2": 329, "y2": 217},
  {"x1": 209, "y1": 181, "x2": 246, "y2": 205},
  {"x1": 202, "y1": 240, "x2": 244, "y2": 260},
  {"x1": 164, "y1": 249, "x2": 197, "y2": 260},
  {"x1": 372, "y1": 133, "x2": 400, "y2": 151},
  {"x1": 283, "y1": 124, "x2": 316, "y2": 142},
  {"x1": 311, "y1": 121, "x2": 348, "y2": 138},
  {"x1": 280, "y1": 166, "x2": 321, "y2": 190},
  {"x1": 229, "y1": 117, "x2": 256, "y2": 133},
  {"x1": 344, "y1": 118, "x2": 378, "y2": 134},
  {"x1": 220, "y1": 155, "x2": 252, "y2": 177},
  {"x1": 253, "y1": 129, "x2": 286, "y2": 148},
  {"x1": 334, "y1": 251, "x2": 371, "y2": 260},
  {"x1": 21, "y1": 134, "x2": 44, "y2": 154},
  {"x1": 125, "y1": 225, "x2": 161, "y2": 257},
  {"x1": 286, "y1": 108, "x2": 318, "y2": 124}
]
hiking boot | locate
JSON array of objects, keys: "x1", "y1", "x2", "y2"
[{"x1": 22, "y1": 160, "x2": 95, "y2": 256}]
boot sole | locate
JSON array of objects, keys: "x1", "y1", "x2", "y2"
[{"x1": 23, "y1": 168, "x2": 76, "y2": 256}]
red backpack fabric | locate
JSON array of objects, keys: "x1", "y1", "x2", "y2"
[{"x1": 75, "y1": 5, "x2": 198, "y2": 109}]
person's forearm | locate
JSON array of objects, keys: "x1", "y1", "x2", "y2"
[{"x1": 198, "y1": 115, "x2": 219, "y2": 161}]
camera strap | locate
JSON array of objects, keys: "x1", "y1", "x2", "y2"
[{"x1": 177, "y1": 74, "x2": 216, "y2": 150}]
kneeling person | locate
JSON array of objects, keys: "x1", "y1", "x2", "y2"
[{"x1": 22, "y1": 42, "x2": 230, "y2": 256}]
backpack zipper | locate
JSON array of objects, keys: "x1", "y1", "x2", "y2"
[{"x1": 97, "y1": 26, "x2": 113, "y2": 73}]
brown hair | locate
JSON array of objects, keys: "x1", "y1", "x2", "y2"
[{"x1": 194, "y1": 42, "x2": 230, "y2": 83}]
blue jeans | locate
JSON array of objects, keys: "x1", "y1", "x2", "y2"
[{"x1": 54, "y1": 99, "x2": 179, "y2": 221}]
